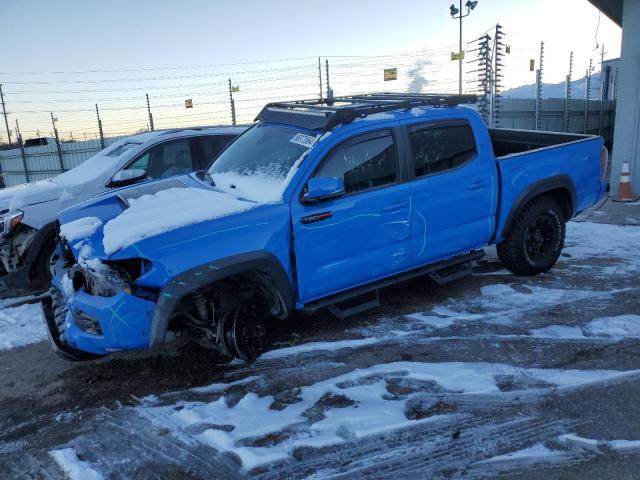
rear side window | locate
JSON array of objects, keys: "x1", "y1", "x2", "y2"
[
  {"x1": 410, "y1": 123, "x2": 476, "y2": 177},
  {"x1": 314, "y1": 132, "x2": 397, "y2": 195},
  {"x1": 201, "y1": 135, "x2": 236, "y2": 166}
]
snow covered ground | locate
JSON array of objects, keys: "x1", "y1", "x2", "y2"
[
  {"x1": 0, "y1": 301, "x2": 45, "y2": 350},
  {"x1": 1, "y1": 219, "x2": 639, "y2": 479}
]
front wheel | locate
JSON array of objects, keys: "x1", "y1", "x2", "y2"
[{"x1": 497, "y1": 196, "x2": 566, "y2": 276}]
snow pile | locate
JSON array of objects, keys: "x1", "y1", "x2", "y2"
[
  {"x1": 60, "y1": 217, "x2": 103, "y2": 242},
  {"x1": 477, "y1": 443, "x2": 568, "y2": 465},
  {"x1": 260, "y1": 337, "x2": 380, "y2": 360},
  {"x1": 0, "y1": 302, "x2": 46, "y2": 350},
  {"x1": 564, "y1": 222, "x2": 640, "y2": 274},
  {"x1": 529, "y1": 315, "x2": 640, "y2": 341},
  {"x1": 406, "y1": 284, "x2": 597, "y2": 329},
  {"x1": 49, "y1": 448, "x2": 104, "y2": 480},
  {"x1": 584, "y1": 315, "x2": 640, "y2": 338},
  {"x1": 141, "y1": 361, "x2": 639, "y2": 471},
  {"x1": 558, "y1": 434, "x2": 640, "y2": 454},
  {"x1": 210, "y1": 171, "x2": 284, "y2": 203},
  {"x1": 102, "y1": 187, "x2": 256, "y2": 254}
]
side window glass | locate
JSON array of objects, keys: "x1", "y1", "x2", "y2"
[
  {"x1": 202, "y1": 135, "x2": 236, "y2": 166},
  {"x1": 410, "y1": 124, "x2": 477, "y2": 177},
  {"x1": 315, "y1": 133, "x2": 397, "y2": 194},
  {"x1": 121, "y1": 139, "x2": 194, "y2": 180}
]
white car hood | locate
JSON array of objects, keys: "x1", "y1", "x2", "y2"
[{"x1": 0, "y1": 179, "x2": 84, "y2": 217}]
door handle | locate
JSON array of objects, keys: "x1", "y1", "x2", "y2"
[
  {"x1": 382, "y1": 201, "x2": 407, "y2": 212},
  {"x1": 467, "y1": 181, "x2": 488, "y2": 191}
]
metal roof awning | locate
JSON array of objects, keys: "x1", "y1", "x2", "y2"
[{"x1": 587, "y1": 0, "x2": 622, "y2": 27}]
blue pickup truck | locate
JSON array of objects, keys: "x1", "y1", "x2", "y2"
[{"x1": 43, "y1": 93, "x2": 607, "y2": 362}]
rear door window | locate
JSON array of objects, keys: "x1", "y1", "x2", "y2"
[
  {"x1": 119, "y1": 139, "x2": 194, "y2": 180},
  {"x1": 409, "y1": 122, "x2": 477, "y2": 177}
]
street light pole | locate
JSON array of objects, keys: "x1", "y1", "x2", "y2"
[
  {"x1": 459, "y1": 0, "x2": 463, "y2": 95},
  {"x1": 450, "y1": 1, "x2": 478, "y2": 95}
]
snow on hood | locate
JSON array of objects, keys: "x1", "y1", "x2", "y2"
[
  {"x1": 102, "y1": 186, "x2": 258, "y2": 255},
  {"x1": 0, "y1": 179, "x2": 67, "y2": 212}
]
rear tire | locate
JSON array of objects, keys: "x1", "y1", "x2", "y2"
[{"x1": 497, "y1": 195, "x2": 566, "y2": 276}]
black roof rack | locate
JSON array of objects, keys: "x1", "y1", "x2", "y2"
[{"x1": 255, "y1": 93, "x2": 478, "y2": 131}]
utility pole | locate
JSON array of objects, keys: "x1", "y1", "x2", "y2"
[
  {"x1": 146, "y1": 93, "x2": 154, "y2": 131},
  {"x1": 51, "y1": 112, "x2": 64, "y2": 172},
  {"x1": 0, "y1": 84, "x2": 11, "y2": 146},
  {"x1": 564, "y1": 51, "x2": 574, "y2": 133},
  {"x1": 96, "y1": 104, "x2": 105, "y2": 149},
  {"x1": 535, "y1": 41, "x2": 544, "y2": 131},
  {"x1": 449, "y1": 0, "x2": 479, "y2": 95},
  {"x1": 15, "y1": 119, "x2": 29, "y2": 182},
  {"x1": 228, "y1": 78, "x2": 237, "y2": 126},
  {"x1": 318, "y1": 57, "x2": 323, "y2": 100},
  {"x1": 325, "y1": 59, "x2": 333, "y2": 101}
]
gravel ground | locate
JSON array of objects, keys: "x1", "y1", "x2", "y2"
[{"x1": 0, "y1": 220, "x2": 639, "y2": 479}]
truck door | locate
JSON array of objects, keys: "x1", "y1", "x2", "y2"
[
  {"x1": 291, "y1": 129, "x2": 411, "y2": 303},
  {"x1": 407, "y1": 119, "x2": 497, "y2": 265}
]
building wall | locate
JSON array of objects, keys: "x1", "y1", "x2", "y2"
[{"x1": 610, "y1": 0, "x2": 640, "y2": 195}]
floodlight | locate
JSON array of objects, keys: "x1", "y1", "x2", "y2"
[
  {"x1": 450, "y1": 4, "x2": 460, "y2": 16},
  {"x1": 466, "y1": 0, "x2": 478, "y2": 10}
]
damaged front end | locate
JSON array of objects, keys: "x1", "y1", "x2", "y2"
[{"x1": 43, "y1": 237, "x2": 159, "y2": 360}]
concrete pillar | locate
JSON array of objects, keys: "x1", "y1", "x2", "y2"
[{"x1": 611, "y1": 0, "x2": 640, "y2": 195}]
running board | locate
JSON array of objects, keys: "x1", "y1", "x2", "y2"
[
  {"x1": 302, "y1": 250, "x2": 484, "y2": 317},
  {"x1": 428, "y1": 262, "x2": 474, "y2": 286}
]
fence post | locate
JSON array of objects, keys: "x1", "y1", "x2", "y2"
[
  {"x1": 96, "y1": 103, "x2": 105, "y2": 149},
  {"x1": 492, "y1": 24, "x2": 504, "y2": 128},
  {"x1": 50, "y1": 112, "x2": 64, "y2": 172},
  {"x1": 0, "y1": 84, "x2": 11, "y2": 147},
  {"x1": 535, "y1": 41, "x2": 544, "y2": 131},
  {"x1": 584, "y1": 59, "x2": 593, "y2": 134},
  {"x1": 476, "y1": 34, "x2": 492, "y2": 125},
  {"x1": 598, "y1": 44, "x2": 606, "y2": 136},
  {"x1": 318, "y1": 57, "x2": 323, "y2": 100},
  {"x1": 228, "y1": 79, "x2": 237, "y2": 126},
  {"x1": 15, "y1": 119, "x2": 29, "y2": 183},
  {"x1": 325, "y1": 59, "x2": 333, "y2": 100},
  {"x1": 146, "y1": 93, "x2": 154, "y2": 131},
  {"x1": 564, "y1": 51, "x2": 573, "y2": 132}
]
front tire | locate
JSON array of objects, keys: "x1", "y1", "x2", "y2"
[
  {"x1": 497, "y1": 195, "x2": 566, "y2": 276},
  {"x1": 33, "y1": 237, "x2": 57, "y2": 290}
]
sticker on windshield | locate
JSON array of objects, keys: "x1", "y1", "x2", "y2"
[{"x1": 290, "y1": 133, "x2": 317, "y2": 148}]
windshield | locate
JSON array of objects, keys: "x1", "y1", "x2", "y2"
[
  {"x1": 209, "y1": 124, "x2": 316, "y2": 179},
  {"x1": 53, "y1": 141, "x2": 142, "y2": 186}
]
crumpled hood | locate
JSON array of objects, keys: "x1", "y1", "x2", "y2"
[
  {"x1": 0, "y1": 179, "x2": 66, "y2": 212},
  {"x1": 58, "y1": 174, "x2": 260, "y2": 262}
]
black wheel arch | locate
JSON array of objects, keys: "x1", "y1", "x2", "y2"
[
  {"x1": 500, "y1": 175, "x2": 576, "y2": 239},
  {"x1": 149, "y1": 251, "x2": 295, "y2": 346}
]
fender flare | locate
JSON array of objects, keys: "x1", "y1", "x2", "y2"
[
  {"x1": 501, "y1": 174, "x2": 576, "y2": 238},
  {"x1": 149, "y1": 251, "x2": 295, "y2": 346}
]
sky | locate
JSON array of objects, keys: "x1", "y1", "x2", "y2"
[{"x1": 0, "y1": 0, "x2": 622, "y2": 141}]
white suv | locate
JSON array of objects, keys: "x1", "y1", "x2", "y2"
[{"x1": 0, "y1": 125, "x2": 245, "y2": 295}]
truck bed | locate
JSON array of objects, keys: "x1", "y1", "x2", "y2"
[{"x1": 489, "y1": 128, "x2": 595, "y2": 158}]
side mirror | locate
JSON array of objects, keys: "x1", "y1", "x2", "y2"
[
  {"x1": 303, "y1": 176, "x2": 345, "y2": 203},
  {"x1": 110, "y1": 168, "x2": 147, "y2": 187}
]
